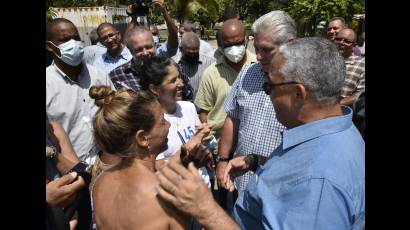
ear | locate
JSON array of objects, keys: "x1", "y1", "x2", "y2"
[
  {"x1": 135, "y1": 130, "x2": 149, "y2": 148},
  {"x1": 46, "y1": 41, "x2": 60, "y2": 56},
  {"x1": 148, "y1": 84, "x2": 160, "y2": 97},
  {"x1": 294, "y1": 84, "x2": 308, "y2": 106}
]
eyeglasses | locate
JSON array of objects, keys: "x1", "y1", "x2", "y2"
[
  {"x1": 101, "y1": 31, "x2": 119, "y2": 42},
  {"x1": 334, "y1": 37, "x2": 355, "y2": 45},
  {"x1": 262, "y1": 81, "x2": 300, "y2": 95}
]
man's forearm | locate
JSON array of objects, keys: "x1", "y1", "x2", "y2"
[
  {"x1": 160, "y1": 6, "x2": 178, "y2": 48},
  {"x1": 196, "y1": 200, "x2": 241, "y2": 230},
  {"x1": 218, "y1": 115, "x2": 239, "y2": 159},
  {"x1": 48, "y1": 121, "x2": 79, "y2": 164},
  {"x1": 123, "y1": 17, "x2": 139, "y2": 46},
  {"x1": 54, "y1": 154, "x2": 78, "y2": 174}
]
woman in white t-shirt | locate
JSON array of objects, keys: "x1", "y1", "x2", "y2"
[{"x1": 140, "y1": 56, "x2": 213, "y2": 186}]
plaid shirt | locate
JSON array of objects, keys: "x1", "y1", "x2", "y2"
[
  {"x1": 108, "y1": 58, "x2": 194, "y2": 101},
  {"x1": 341, "y1": 55, "x2": 365, "y2": 98},
  {"x1": 224, "y1": 63, "x2": 286, "y2": 192}
]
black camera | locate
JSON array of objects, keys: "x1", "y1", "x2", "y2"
[{"x1": 127, "y1": 0, "x2": 149, "y2": 17}]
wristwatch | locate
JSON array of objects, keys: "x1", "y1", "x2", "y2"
[
  {"x1": 46, "y1": 145, "x2": 58, "y2": 160},
  {"x1": 215, "y1": 156, "x2": 230, "y2": 164}
]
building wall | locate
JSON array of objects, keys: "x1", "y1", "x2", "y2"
[{"x1": 52, "y1": 6, "x2": 131, "y2": 46}]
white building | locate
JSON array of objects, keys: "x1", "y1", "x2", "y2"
[{"x1": 51, "y1": 6, "x2": 131, "y2": 45}]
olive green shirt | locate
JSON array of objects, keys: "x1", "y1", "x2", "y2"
[{"x1": 194, "y1": 50, "x2": 256, "y2": 142}]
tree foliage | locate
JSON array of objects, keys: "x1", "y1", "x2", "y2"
[
  {"x1": 46, "y1": 0, "x2": 365, "y2": 35},
  {"x1": 287, "y1": 0, "x2": 364, "y2": 36},
  {"x1": 164, "y1": 0, "x2": 220, "y2": 25}
]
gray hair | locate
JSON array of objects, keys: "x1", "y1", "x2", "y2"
[
  {"x1": 277, "y1": 37, "x2": 345, "y2": 104},
  {"x1": 126, "y1": 26, "x2": 153, "y2": 50},
  {"x1": 252, "y1": 10, "x2": 297, "y2": 45},
  {"x1": 180, "y1": 22, "x2": 196, "y2": 33},
  {"x1": 180, "y1": 32, "x2": 199, "y2": 49}
]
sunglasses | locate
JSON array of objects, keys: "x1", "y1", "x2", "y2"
[{"x1": 262, "y1": 81, "x2": 300, "y2": 95}]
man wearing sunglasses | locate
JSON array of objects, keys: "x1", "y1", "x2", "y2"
[
  {"x1": 156, "y1": 37, "x2": 365, "y2": 230},
  {"x1": 93, "y1": 23, "x2": 133, "y2": 74},
  {"x1": 335, "y1": 28, "x2": 365, "y2": 106}
]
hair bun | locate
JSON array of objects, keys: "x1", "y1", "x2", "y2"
[{"x1": 89, "y1": 85, "x2": 115, "y2": 107}]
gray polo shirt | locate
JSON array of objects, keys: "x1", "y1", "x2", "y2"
[{"x1": 46, "y1": 62, "x2": 114, "y2": 164}]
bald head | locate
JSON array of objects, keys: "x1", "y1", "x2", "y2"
[
  {"x1": 335, "y1": 28, "x2": 357, "y2": 58},
  {"x1": 337, "y1": 28, "x2": 357, "y2": 42},
  {"x1": 180, "y1": 32, "x2": 199, "y2": 49},
  {"x1": 222, "y1": 19, "x2": 245, "y2": 40},
  {"x1": 46, "y1": 18, "x2": 78, "y2": 41},
  {"x1": 221, "y1": 19, "x2": 246, "y2": 49},
  {"x1": 180, "y1": 32, "x2": 200, "y2": 63}
]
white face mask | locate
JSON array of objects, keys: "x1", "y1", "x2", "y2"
[
  {"x1": 51, "y1": 39, "x2": 84, "y2": 66},
  {"x1": 224, "y1": 45, "x2": 246, "y2": 63}
]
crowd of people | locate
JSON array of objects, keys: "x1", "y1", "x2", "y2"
[{"x1": 46, "y1": 0, "x2": 365, "y2": 229}]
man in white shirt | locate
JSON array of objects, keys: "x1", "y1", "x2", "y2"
[{"x1": 46, "y1": 18, "x2": 114, "y2": 165}]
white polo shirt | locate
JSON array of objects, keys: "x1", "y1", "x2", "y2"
[{"x1": 46, "y1": 62, "x2": 114, "y2": 164}]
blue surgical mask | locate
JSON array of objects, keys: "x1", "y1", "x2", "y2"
[{"x1": 50, "y1": 39, "x2": 84, "y2": 66}]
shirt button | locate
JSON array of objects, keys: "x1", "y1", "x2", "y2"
[{"x1": 83, "y1": 99, "x2": 85, "y2": 102}]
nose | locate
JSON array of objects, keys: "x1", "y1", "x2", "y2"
[
  {"x1": 255, "y1": 51, "x2": 263, "y2": 62},
  {"x1": 176, "y1": 78, "x2": 184, "y2": 88}
]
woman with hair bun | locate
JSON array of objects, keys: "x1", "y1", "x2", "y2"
[{"x1": 89, "y1": 85, "x2": 211, "y2": 230}]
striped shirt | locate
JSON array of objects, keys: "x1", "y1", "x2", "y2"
[
  {"x1": 173, "y1": 54, "x2": 216, "y2": 99},
  {"x1": 224, "y1": 63, "x2": 286, "y2": 192},
  {"x1": 341, "y1": 55, "x2": 365, "y2": 98}
]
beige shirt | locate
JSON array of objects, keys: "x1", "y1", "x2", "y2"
[
  {"x1": 46, "y1": 62, "x2": 114, "y2": 164},
  {"x1": 194, "y1": 50, "x2": 256, "y2": 140}
]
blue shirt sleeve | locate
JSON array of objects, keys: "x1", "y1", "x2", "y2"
[
  {"x1": 157, "y1": 40, "x2": 178, "y2": 58},
  {"x1": 234, "y1": 177, "x2": 362, "y2": 230}
]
